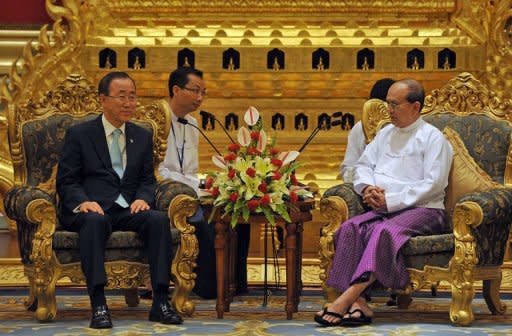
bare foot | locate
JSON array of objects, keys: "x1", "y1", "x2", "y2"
[
  {"x1": 316, "y1": 298, "x2": 352, "y2": 324},
  {"x1": 346, "y1": 296, "x2": 373, "y2": 319}
]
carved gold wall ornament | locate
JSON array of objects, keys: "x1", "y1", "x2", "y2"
[
  {"x1": 183, "y1": 57, "x2": 191, "y2": 67},
  {"x1": 105, "y1": 56, "x2": 113, "y2": 69},
  {"x1": 361, "y1": 56, "x2": 370, "y2": 71},
  {"x1": 443, "y1": 56, "x2": 451, "y2": 70},
  {"x1": 317, "y1": 57, "x2": 325, "y2": 71},
  {"x1": 275, "y1": 118, "x2": 282, "y2": 131},
  {"x1": 99, "y1": 0, "x2": 456, "y2": 16},
  {"x1": 298, "y1": 118, "x2": 305, "y2": 131},
  {"x1": 412, "y1": 56, "x2": 420, "y2": 70},
  {"x1": 272, "y1": 57, "x2": 280, "y2": 71},
  {"x1": 452, "y1": 0, "x2": 512, "y2": 100},
  {"x1": 0, "y1": 0, "x2": 89, "y2": 106},
  {"x1": 227, "y1": 57, "x2": 235, "y2": 71},
  {"x1": 133, "y1": 56, "x2": 141, "y2": 70}
]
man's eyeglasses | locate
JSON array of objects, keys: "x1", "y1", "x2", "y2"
[
  {"x1": 106, "y1": 95, "x2": 137, "y2": 103},
  {"x1": 385, "y1": 101, "x2": 412, "y2": 110},
  {"x1": 182, "y1": 87, "x2": 207, "y2": 97}
]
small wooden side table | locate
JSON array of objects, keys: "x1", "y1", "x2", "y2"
[{"x1": 203, "y1": 198, "x2": 314, "y2": 320}]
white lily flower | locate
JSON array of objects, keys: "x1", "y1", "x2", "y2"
[{"x1": 235, "y1": 157, "x2": 251, "y2": 172}]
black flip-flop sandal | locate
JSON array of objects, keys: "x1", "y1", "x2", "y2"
[
  {"x1": 340, "y1": 308, "x2": 373, "y2": 327},
  {"x1": 314, "y1": 307, "x2": 345, "y2": 327}
]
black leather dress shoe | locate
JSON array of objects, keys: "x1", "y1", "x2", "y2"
[
  {"x1": 89, "y1": 305, "x2": 113, "y2": 329},
  {"x1": 149, "y1": 302, "x2": 183, "y2": 325}
]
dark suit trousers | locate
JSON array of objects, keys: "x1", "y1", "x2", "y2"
[
  {"x1": 63, "y1": 205, "x2": 172, "y2": 297},
  {"x1": 188, "y1": 206, "x2": 251, "y2": 299}
]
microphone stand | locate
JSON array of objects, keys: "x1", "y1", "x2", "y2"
[
  {"x1": 177, "y1": 118, "x2": 223, "y2": 156},
  {"x1": 298, "y1": 120, "x2": 342, "y2": 153},
  {"x1": 298, "y1": 126, "x2": 320, "y2": 153},
  {"x1": 201, "y1": 110, "x2": 236, "y2": 144}
]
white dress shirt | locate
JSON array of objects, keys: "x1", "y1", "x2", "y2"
[
  {"x1": 353, "y1": 117, "x2": 453, "y2": 213},
  {"x1": 158, "y1": 109, "x2": 200, "y2": 193},
  {"x1": 340, "y1": 121, "x2": 366, "y2": 179}
]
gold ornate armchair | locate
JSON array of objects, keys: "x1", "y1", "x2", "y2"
[
  {"x1": 319, "y1": 72, "x2": 512, "y2": 326},
  {"x1": 2, "y1": 74, "x2": 199, "y2": 321}
]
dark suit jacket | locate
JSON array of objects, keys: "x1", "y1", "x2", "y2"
[{"x1": 57, "y1": 115, "x2": 156, "y2": 223}]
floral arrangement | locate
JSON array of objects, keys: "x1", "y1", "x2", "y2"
[{"x1": 204, "y1": 107, "x2": 313, "y2": 227}]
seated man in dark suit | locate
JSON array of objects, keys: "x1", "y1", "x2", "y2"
[{"x1": 56, "y1": 71, "x2": 183, "y2": 329}]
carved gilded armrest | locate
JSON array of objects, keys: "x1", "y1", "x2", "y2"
[
  {"x1": 319, "y1": 183, "x2": 366, "y2": 299},
  {"x1": 167, "y1": 194, "x2": 198, "y2": 317},
  {"x1": 155, "y1": 180, "x2": 198, "y2": 315},
  {"x1": 3, "y1": 186, "x2": 56, "y2": 265},
  {"x1": 453, "y1": 188, "x2": 512, "y2": 267}
]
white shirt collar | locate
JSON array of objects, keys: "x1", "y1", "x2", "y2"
[
  {"x1": 397, "y1": 116, "x2": 424, "y2": 134},
  {"x1": 102, "y1": 114, "x2": 125, "y2": 136}
]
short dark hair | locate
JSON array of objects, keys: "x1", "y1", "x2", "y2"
[
  {"x1": 168, "y1": 67, "x2": 204, "y2": 98},
  {"x1": 98, "y1": 72, "x2": 135, "y2": 96},
  {"x1": 369, "y1": 78, "x2": 395, "y2": 100},
  {"x1": 399, "y1": 79, "x2": 425, "y2": 110}
]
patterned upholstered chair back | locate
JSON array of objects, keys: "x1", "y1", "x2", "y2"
[
  {"x1": 22, "y1": 114, "x2": 97, "y2": 187},
  {"x1": 424, "y1": 114, "x2": 512, "y2": 184},
  {"x1": 6, "y1": 75, "x2": 98, "y2": 189}
]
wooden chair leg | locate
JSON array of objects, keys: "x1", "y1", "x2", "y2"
[
  {"x1": 397, "y1": 294, "x2": 412, "y2": 309},
  {"x1": 483, "y1": 276, "x2": 506, "y2": 315},
  {"x1": 124, "y1": 288, "x2": 140, "y2": 307},
  {"x1": 431, "y1": 281, "x2": 439, "y2": 297}
]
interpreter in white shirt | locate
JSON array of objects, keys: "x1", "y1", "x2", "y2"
[
  {"x1": 158, "y1": 67, "x2": 206, "y2": 194},
  {"x1": 157, "y1": 67, "x2": 220, "y2": 300},
  {"x1": 159, "y1": 110, "x2": 200, "y2": 193},
  {"x1": 340, "y1": 79, "x2": 395, "y2": 181}
]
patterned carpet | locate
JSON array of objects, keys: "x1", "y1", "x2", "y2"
[{"x1": 0, "y1": 289, "x2": 511, "y2": 335}]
